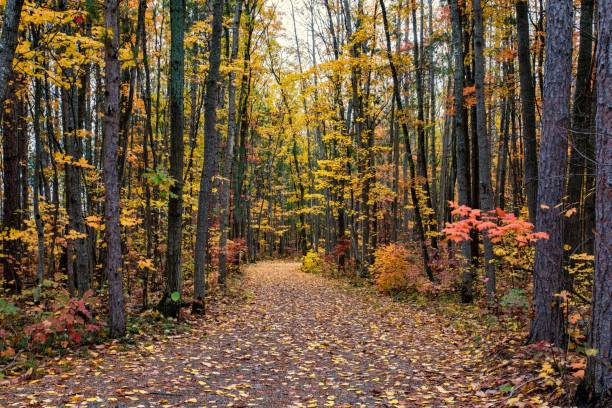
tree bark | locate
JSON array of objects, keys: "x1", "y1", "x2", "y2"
[
  {"x1": 33, "y1": 74, "x2": 46, "y2": 303},
  {"x1": 472, "y1": 0, "x2": 496, "y2": 302},
  {"x1": 529, "y1": 0, "x2": 573, "y2": 347},
  {"x1": 218, "y1": 0, "x2": 243, "y2": 286},
  {"x1": 103, "y1": 0, "x2": 126, "y2": 337},
  {"x1": 580, "y1": 0, "x2": 612, "y2": 398},
  {"x1": 515, "y1": 0, "x2": 538, "y2": 224},
  {"x1": 565, "y1": 0, "x2": 595, "y2": 255},
  {"x1": 1, "y1": 78, "x2": 24, "y2": 293},
  {"x1": 193, "y1": 0, "x2": 225, "y2": 310},
  {"x1": 449, "y1": 0, "x2": 473, "y2": 303},
  {"x1": 138, "y1": 0, "x2": 154, "y2": 309},
  {"x1": 160, "y1": 0, "x2": 186, "y2": 318},
  {"x1": 0, "y1": 0, "x2": 24, "y2": 103}
]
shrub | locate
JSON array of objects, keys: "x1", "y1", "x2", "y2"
[
  {"x1": 371, "y1": 244, "x2": 430, "y2": 294},
  {"x1": 443, "y1": 203, "x2": 548, "y2": 292},
  {"x1": 302, "y1": 250, "x2": 336, "y2": 275},
  {"x1": 24, "y1": 290, "x2": 102, "y2": 352}
]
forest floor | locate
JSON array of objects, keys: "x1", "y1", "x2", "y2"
[{"x1": 1, "y1": 261, "x2": 556, "y2": 407}]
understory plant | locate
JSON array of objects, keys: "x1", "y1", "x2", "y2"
[{"x1": 301, "y1": 250, "x2": 337, "y2": 276}]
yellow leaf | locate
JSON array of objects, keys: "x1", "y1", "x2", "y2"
[{"x1": 565, "y1": 207, "x2": 577, "y2": 217}]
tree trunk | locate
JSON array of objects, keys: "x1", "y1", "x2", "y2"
[
  {"x1": 0, "y1": 0, "x2": 24, "y2": 102},
  {"x1": 449, "y1": 0, "x2": 473, "y2": 303},
  {"x1": 472, "y1": 0, "x2": 496, "y2": 302},
  {"x1": 160, "y1": 0, "x2": 186, "y2": 318},
  {"x1": 1, "y1": 78, "x2": 24, "y2": 293},
  {"x1": 138, "y1": 0, "x2": 154, "y2": 309},
  {"x1": 515, "y1": 0, "x2": 538, "y2": 224},
  {"x1": 580, "y1": 0, "x2": 612, "y2": 398},
  {"x1": 193, "y1": 0, "x2": 225, "y2": 311},
  {"x1": 565, "y1": 0, "x2": 595, "y2": 255},
  {"x1": 218, "y1": 0, "x2": 243, "y2": 286},
  {"x1": 529, "y1": 0, "x2": 573, "y2": 347},
  {"x1": 33, "y1": 75, "x2": 46, "y2": 303},
  {"x1": 103, "y1": 0, "x2": 126, "y2": 338}
]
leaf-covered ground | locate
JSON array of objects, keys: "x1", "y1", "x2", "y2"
[{"x1": 1, "y1": 261, "x2": 514, "y2": 407}]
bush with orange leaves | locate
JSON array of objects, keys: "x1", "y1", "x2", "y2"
[{"x1": 371, "y1": 243, "x2": 433, "y2": 294}]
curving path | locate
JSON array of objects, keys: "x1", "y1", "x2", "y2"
[{"x1": 1, "y1": 261, "x2": 501, "y2": 407}]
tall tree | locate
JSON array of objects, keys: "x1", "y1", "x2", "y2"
[
  {"x1": 193, "y1": 0, "x2": 225, "y2": 311},
  {"x1": 515, "y1": 0, "x2": 538, "y2": 223},
  {"x1": 1, "y1": 78, "x2": 25, "y2": 292},
  {"x1": 59, "y1": 0, "x2": 92, "y2": 297},
  {"x1": 103, "y1": 0, "x2": 126, "y2": 337},
  {"x1": 218, "y1": 0, "x2": 243, "y2": 286},
  {"x1": 565, "y1": 0, "x2": 595, "y2": 255},
  {"x1": 580, "y1": 0, "x2": 611, "y2": 398},
  {"x1": 529, "y1": 0, "x2": 573, "y2": 347},
  {"x1": 472, "y1": 0, "x2": 495, "y2": 301},
  {"x1": 160, "y1": 0, "x2": 186, "y2": 317},
  {"x1": 449, "y1": 0, "x2": 473, "y2": 303},
  {"x1": 137, "y1": 0, "x2": 155, "y2": 309}
]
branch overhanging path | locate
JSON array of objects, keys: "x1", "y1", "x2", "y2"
[{"x1": 1, "y1": 261, "x2": 502, "y2": 406}]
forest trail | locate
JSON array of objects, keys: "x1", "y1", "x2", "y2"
[{"x1": 1, "y1": 261, "x2": 503, "y2": 407}]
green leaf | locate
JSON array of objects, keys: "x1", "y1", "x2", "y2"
[
  {"x1": 0, "y1": 299, "x2": 19, "y2": 315},
  {"x1": 170, "y1": 291, "x2": 180, "y2": 302},
  {"x1": 585, "y1": 347, "x2": 598, "y2": 357}
]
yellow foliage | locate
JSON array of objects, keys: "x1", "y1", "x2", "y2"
[{"x1": 301, "y1": 250, "x2": 336, "y2": 276}]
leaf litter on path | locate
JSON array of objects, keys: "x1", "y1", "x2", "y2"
[{"x1": 0, "y1": 261, "x2": 506, "y2": 407}]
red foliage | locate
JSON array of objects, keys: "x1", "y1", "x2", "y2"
[
  {"x1": 332, "y1": 238, "x2": 351, "y2": 259},
  {"x1": 226, "y1": 238, "x2": 247, "y2": 264},
  {"x1": 210, "y1": 238, "x2": 247, "y2": 268},
  {"x1": 442, "y1": 202, "x2": 548, "y2": 246},
  {"x1": 24, "y1": 290, "x2": 101, "y2": 350}
]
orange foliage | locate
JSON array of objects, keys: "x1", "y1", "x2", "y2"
[{"x1": 371, "y1": 244, "x2": 430, "y2": 294}]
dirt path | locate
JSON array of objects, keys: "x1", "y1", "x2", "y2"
[{"x1": 1, "y1": 261, "x2": 502, "y2": 407}]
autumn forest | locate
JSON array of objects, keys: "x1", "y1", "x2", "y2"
[{"x1": 0, "y1": 0, "x2": 610, "y2": 406}]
